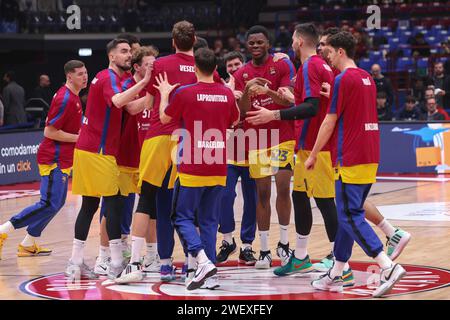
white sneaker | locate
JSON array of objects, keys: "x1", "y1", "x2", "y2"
[
  {"x1": 107, "y1": 261, "x2": 127, "y2": 280},
  {"x1": 184, "y1": 267, "x2": 196, "y2": 286},
  {"x1": 115, "y1": 262, "x2": 144, "y2": 284},
  {"x1": 65, "y1": 260, "x2": 98, "y2": 281},
  {"x1": 94, "y1": 256, "x2": 110, "y2": 276},
  {"x1": 372, "y1": 263, "x2": 406, "y2": 298},
  {"x1": 200, "y1": 275, "x2": 220, "y2": 290},
  {"x1": 187, "y1": 261, "x2": 217, "y2": 291},
  {"x1": 276, "y1": 242, "x2": 292, "y2": 266},
  {"x1": 311, "y1": 271, "x2": 343, "y2": 293},
  {"x1": 142, "y1": 253, "x2": 161, "y2": 273},
  {"x1": 255, "y1": 250, "x2": 272, "y2": 269}
]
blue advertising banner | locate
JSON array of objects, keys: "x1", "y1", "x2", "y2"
[{"x1": 0, "y1": 130, "x2": 43, "y2": 185}]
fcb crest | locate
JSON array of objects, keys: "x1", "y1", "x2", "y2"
[
  {"x1": 243, "y1": 73, "x2": 249, "y2": 80},
  {"x1": 269, "y1": 67, "x2": 276, "y2": 75}
]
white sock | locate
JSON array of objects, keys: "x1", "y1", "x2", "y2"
[
  {"x1": 259, "y1": 230, "x2": 269, "y2": 252},
  {"x1": 241, "y1": 243, "x2": 252, "y2": 250},
  {"x1": 188, "y1": 253, "x2": 197, "y2": 270},
  {"x1": 279, "y1": 224, "x2": 289, "y2": 245},
  {"x1": 375, "y1": 251, "x2": 393, "y2": 270},
  {"x1": 146, "y1": 243, "x2": 157, "y2": 256},
  {"x1": 71, "y1": 239, "x2": 85, "y2": 266},
  {"x1": 21, "y1": 234, "x2": 36, "y2": 247},
  {"x1": 98, "y1": 245, "x2": 110, "y2": 259},
  {"x1": 223, "y1": 233, "x2": 233, "y2": 244},
  {"x1": 131, "y1": 236, "x2": 145, "y2": 263},
  {"x1": 109, "y1": 239, "x2": 123, "y2": 267},
  {"x1": 196, "y1": 249, "x2": 209, "y2": 265},
  {"x1": 160, "y1": 258, "x2": 172, "y2": 266},
  {"x1": 344, "y1": 262, "x2": 350, "y2": 271},
  {"x1": 294, "y1": 233, "x2": 309, "y2": 260},
  {"x1": 0, "y1": 221, "x2": 15, "y2": 234},
  {"x1": 377, "y1": 219, "x2": 396, "y2": 238},
  {"x1": 330, "y1": 260, "x2": 346, "y2": 278}
]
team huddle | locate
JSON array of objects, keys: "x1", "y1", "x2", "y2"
[{"x1": 0, "y1": 21, "x2": 412, "y2": 297}]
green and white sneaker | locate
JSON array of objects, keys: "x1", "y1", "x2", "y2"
[
  {"x1": 312, "y1": 252, "x2": 334, "y2": 272},
  {"x1": 342, "y1": 268, "x2": 355, "y2": 287},
  {"x1": 273, "y1": 252, "x2": 313, "y2": 276},
  {"x1": 386, "y1": 228, "x2": 411, "y2": 261}
]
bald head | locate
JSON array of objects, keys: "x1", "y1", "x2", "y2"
[
  {"x1": 371, "y1": 64, "x2": 382, "y2": 79},
  {"x1": 39, "y1": 74, "x2": 50, "y2": 87}
]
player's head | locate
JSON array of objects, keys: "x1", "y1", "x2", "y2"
[
  {"x1": 245, "y1": 25, "x2": 270, "y2": 60},
  {"x1": 117, "y1": 33, "x2": 141, "y2": 54},
  {"x1": 107, "y1": 38, "x2": 132, "y2": 72},
  {"x1": 64, "y1": 60, "x2": 88, "y2": 90},
  {"x1": 172, "y1": 20, "x2": 196, "y2": 52},
  {"x1": 224, "y1": 51, "x2": 245, "y2": 75},
  {"x1": 194, "y1": 37, "x2": 209, "y2": 52},
  {"x1": 194, "y1": 48, "x2": 217, "y2": 77},
  {"x1": 292, "y1": 23, "x2": 319, "y2": 58},
  {"x1": 318, "y1": 27, "x2": 339, "y2": 62},
  {"x1": 131, "y1": 46, "x2": 159, "y2": 79},
  {"x1": 325, "y1": 31, "x2": 356, "y2": 68}
]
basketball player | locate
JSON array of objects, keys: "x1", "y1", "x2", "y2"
[
  {"x1": 233, "y1": 25, "x2": 297, "y2": 269},
  {"x1": 156, "y1": 48, "x2": 240, "y2": 290},
  {"x1": 216, "y1": 51, "x2": 258, "y2": 265},
  {"x1": 0, "y1": 61, "x2": 87, "y2": 259},
  {"x1": 65, "y1": 38, "x2": 151, "y2": 280},
  {"x1": 308, "y1": 31, "x2": 406, "y2": 297},
  {"x1": 318, "y1": 27, "x2": 411, "y2": 262}
]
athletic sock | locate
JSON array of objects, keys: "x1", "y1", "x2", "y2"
[
  {"x1": 330, "y1": 260, "x2": 345, "y2": 278},
  {"x1": 109, "y1": 239, "x2": 123, "y2": 267},
  {"x1": 160, "y1": 258, "x2": 172, "y2": 266},
  {"x1": 223, "y1": 232, "x2": 233, "y2": 245},
  {"x1": 131, "y1": 236, "x2": 145, "y2": 263},
  {"x1": 375, "y1": 251, "x2": 393, "y2": 270},
  {"x1": 241, "y1": 243, "x2": 252, "y2": 250},
  {"x1": 259, "y1": 230, "x2": 269, "y2": 252},
  {"x1": 377, "y1": 219, "x2": 396, "y2": 238},
  {"x1": 0, "y1": 221, "x2": 15, "y2": 234},
  {"x1": 279, "y1": 224, "x2": 289, "y2": 245},
  {"x1": 146, "y1": 242, "x2": 157, "y2": 257},
  {"x1": 294, "y1": 233, "x2": 309, "y2": 260},
  {"x1": 21, "y1": 234, "x2": 36, "y2": 247},
  {"x1": 196, "y1": 249, "x2": 209, "y2": 265},
  {"x1": 99, "y1": 245, "x2": 110, "y2": 259},
  {"x1": 188, "y1": 253, "x2": 197, "y2": 270},
  {"x1": 71, "y1": 239, "x2": 85, "y2": 266}
]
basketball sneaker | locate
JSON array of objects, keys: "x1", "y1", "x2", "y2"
[
  {"x1": 372, "y1": 263, "x2": 406, "y2": 298},
  {"x1": 311, "y1": 271, "x2": 343, "y2": 293},
  {"x1": 65, "y1": 260, "x2": 98, "y2": 281},
  {"x1": 160, "y1": 264, "x2": 177, "y2": 281},
  {"x1": 273, "y1": 253, "x2": 313, "y2": 276},
  {"x1": 216, "y1": 239, "x2": 237, "y2": 263},
  {"x1": 238, "y1": 247, "x2": 257, "y2": 265},
  {"x1": 187, "y1": 261, "x2": 217, "y2": 291},
  {"x1": 255, "y1": 250, "x2": 272, "y2": 269},
  {"x1": 386, "y1": 229, "x2": 411, "y2": 261},
  {"x1": 0, "y1": 233, "x2": 7, "y2": 260},
  {"x1": 107, "y1": 260, "x2": 128, "y2": 280},
  {"x1": 115, "y1": 262, "x2": 144, "y2": 283},
  {"x1": 312, "y1": 252, "x2": 334, "y2": 272},
  {"x1": 142, "y1": 253, "x2": 161, "y2": 273},
  {"x1": 342, "y1": 268, "x2": 355, "y2": 287},
  {"x1": 276, "y1": 242, "x2": 292, "y2": 266},
  {"x1": 94, "y1": 256, "x2": 111, "y2": 276},
  {"x1": 184, "y1": 266, "x2": 196, "y2": 286},
  {"x1": 17, "y1": 242, "x2": 52, "y2": 257},
  {"x1": 200, "y1": 275, "x2": 220, "y2": 290}
]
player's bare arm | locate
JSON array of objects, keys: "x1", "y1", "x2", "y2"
[
  {"x1": 44, "y1": 125, "x2": 79, "y2": 143},
  {"x1": 154, "y1": 72, "x2": 180, "y2": 124},
  {"x1": 112, "y1": 63, "x2": 152, "y2": 108}
]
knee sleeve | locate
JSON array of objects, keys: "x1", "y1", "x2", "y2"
[
  {"x1": 292, "y1": 191, "x2": 312, "y2": 236},
  {"x1": 314, "y1": 197, "x2": 338, "y2": 243},
  {"x1": 74, "y1": 196, "x2": 100, "y2": 241},
  {"x1": 136, "y1": 181, "x2": 158, "y2": 219},
  {"x1": 104, "y1": 195, "x2": 124, "y2": 241}
]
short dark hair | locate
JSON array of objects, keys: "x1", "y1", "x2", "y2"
[
  {"x1": 224, "y1": 51, "x2": 245, "y2": 64},
  {"x1": 172, "y1": 21, "x2": 196, "y2": 51},
  {"x1": 326, "y1": 31, "x2": 356, "y2": 59},
  {"x1": 64, "y1": 60, "x2": 85, "y2": 75},
  {"x1": 246, "y1": 25, "x2": 270, "y2": 42},
  {"x1": 4, "y1": 71, "x2": 15, "y2": 81},
  {"x1": 117, "y1": 33, "x2": 140, "y2": 46},
  {"x1": 294, "y1": 23, "x2": 319, "y2": 45},
  {"x1": 405, "y1": 95, "x2": 416, "y2": 103},
  {"x1": 107, "y1": 38, "x2": 130, "y2": 54},
  {"x1": 194, "y1": 37, "x2": 209, "y2": 52},
  {"x1": 322, "y1": 27, "x2": 340, "y2": 38},
  {"x1": 194, "y1": 48, "x2": 217, "y2": 75}
]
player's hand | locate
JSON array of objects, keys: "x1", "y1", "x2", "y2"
[
  {"x1": 245, "y1": 77, "x2": 271, "y2": 92},
  {"x1": 320, "y1": 82, "x2": 331, "y2": 98},
  {"x1": 304, "y1": 154, "x2": 317, "y2": 171},
  {"x1": 224, "y1": 75, "x2": 236, "y2": 91},
  {"x1": 153, "y1": 72, "x2": 180, "y2": 96},
  {"x1": 246, "y1": 106, "x2": 275, "y2": 125},
  {"x1": 143, "y1": 63, "x2": 153, "y2": 84},
  {"x1": 273, "y1": 52, "x2": 290, "y2": 62},
  {"x1": 277, "y1": 87, "x2": 295, "y2": 102},
  {"x1": 234, "y1": 90, "x2": 243, "y2": 100},
  {"x1": 248, "y1": 84, "x2": 269, "y2": 97}
]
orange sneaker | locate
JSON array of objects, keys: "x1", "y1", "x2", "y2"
[
  {"x1": 17, "y1": 242, "x2": 52, "y2": 257},
  {"x1": 0, "y1": 233, "x2": 8, "y2": 260}
]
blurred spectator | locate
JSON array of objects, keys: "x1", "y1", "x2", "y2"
[
  {"x1": 412, "y1": 76, "x2": 426, "y2": 102},
  {"x1": 371, "y1": 63, "x2": 394, "y2": 108},
  {"x1": 227, "y1": 36, "x2": 240, "y2": 52},
  {"x1": 377, "y1": 91, "x2": 393, "y2": 121},
  {"x1": 426, "y1": 62, "x2": 450, "y2": 109},
  {"x1": 2, "y1": 71, "x2": 27, "y2": 125},
  {"x1": 441, "y1": 42, "x2": 450, "y2": 75},
  {"x1": 418, "y1": 88, "x2": 435, "y2": 114},
  {"x1": 1, "y1": 0, "x2": 19, "y2": 32},
  {"x1": 408, "y1": 33, "x2": 430, "y2": 58},
  {"x1": 194, "y1": 37, "x2": 209, "y2": 52},
  {"x1": 32, "y1": 74, "x2": 52, "y2": 106},
  {"x1": 397, "y1": 96, "x2": 423, "y2": 121},
  {"x1": 422, "y1": 98, "x2": 445, "y2": 121},
  {"x1": 236, "y1": 25, "x2": 247, "y2": 46},
  {"x1": 353, "y1": 31, "x2": 368, "y2": 60},
  {"x1": 275, "y1": 25, "x2": 291, "y2": 48},
  {"x1": 213, "y1": 38, "x2": 225, "y2": 57},
  {"x1": 0, "y1": 96, "x2": 4, "y2": 126}
]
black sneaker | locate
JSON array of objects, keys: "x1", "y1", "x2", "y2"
[
  {"x1": 238, "y1": 247, "x2": 257, "y2": 266},
  {"x1": 276, "y1": 242, "x2": 293, "y2": 266},
  {"x1": 216, "y1": 239, "x2": 237, "y2": 263}
]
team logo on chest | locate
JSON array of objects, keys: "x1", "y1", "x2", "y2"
[
  {"x1": 269, "y1": 67, "x2": 276, "y2": 75},
  {"x1": 243, "y1": 73, "x2": 249, "y2": 80}
]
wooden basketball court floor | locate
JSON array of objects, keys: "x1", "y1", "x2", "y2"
[{"x1": 0, "y1": 178, "x2": 449, "y2": 300}]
